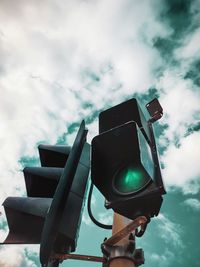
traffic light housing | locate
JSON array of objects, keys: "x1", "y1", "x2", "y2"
[
  {"x1": 91, "y1": 98, "x2": 166, "y2": 220},
  {"x1": 1, "y1": 121, "x2": 90, "y2": 266}
]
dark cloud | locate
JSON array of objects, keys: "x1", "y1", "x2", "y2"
[
  {"x1": 186, "y1": 121, "x2": 200, "y2": 136},
  {"x1": 153, "y1": 0, "x2": 199, "y2": 65},
  {"x1": 56, "y1": 122, "x2": 81, "y2": 145},
  {"x1": 163, "y1": 0, "x2": 194, "y2": 37},
  {"x1": 153, "y1": 37, "x2": 177, "y2": 63},
  {"x1": 18, "y1": 156, "x2": 39, "y2": 168},
  {"x1": 82, "y1": 69, "x2": 101, "y2": 83},
  {"x1": 184, "y1": 59, "x2": 200, "y2": 87}
]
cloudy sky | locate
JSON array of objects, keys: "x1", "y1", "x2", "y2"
[{"x1": 0, "y1": 0, "x2": 200, "y2": 266}]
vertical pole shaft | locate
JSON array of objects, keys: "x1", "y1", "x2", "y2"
[{"x1": 109, "y1": 213, "x2": 136, "y2": 267}]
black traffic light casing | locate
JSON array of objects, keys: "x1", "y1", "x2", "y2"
[
  {"x1": 91, "y1": 98, "x2": 166, "y2": 220},
  {"x1": 1, "y1": 121, "x2": 90, "y2": 266}
]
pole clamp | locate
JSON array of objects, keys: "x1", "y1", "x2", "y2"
[{"x1": 101, "y1": 236, "x2": 144, "y2": 267}]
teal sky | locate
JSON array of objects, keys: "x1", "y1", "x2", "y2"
[{"x1": 0, "y1": 0, "x2": 200, "y2": 266}]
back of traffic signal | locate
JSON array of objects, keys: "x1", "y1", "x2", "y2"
[{"x1": 1, "y1": 121, "x2": 90, "y2": 266}]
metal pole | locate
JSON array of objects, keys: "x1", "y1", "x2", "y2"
[{"x1": 109, "y1": 213, "x2": 136, "y2": 267}]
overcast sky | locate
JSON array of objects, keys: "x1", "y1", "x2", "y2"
[{"x1": 0, "y1": 0, "x2": 200, "y2": 266}]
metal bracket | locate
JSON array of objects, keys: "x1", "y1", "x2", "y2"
[
  {"x1": 50, "y1": 216, "x2": 147, "y2": 266},
  {"x1": 104, "y1": 216, "x2": 147, "y2": 246},
  {"x1": 101, "y1": 240, "x2": 144, "y2": 267},
  {"x1": 50, "y1": 253, "x2": 106, "y2": 263},
  {"x1": 101, "y1": 216, "x2": 147, "y2": 266}
]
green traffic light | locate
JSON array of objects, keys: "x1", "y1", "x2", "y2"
[{"x1": 113, "y1": 165, "x2": 150, "y2": 194}]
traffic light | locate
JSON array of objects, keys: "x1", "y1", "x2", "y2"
[
  {"x1": 1, "y1": 120, "x2": 90, "y2": 266},
  {"x1": 91, "y1": 98, "x2": 166, "y2": 220}
]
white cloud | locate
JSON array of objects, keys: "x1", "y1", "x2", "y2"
[
  {"x1": 98, "y1": 211, "x2": 113, "y2": 225},
  {"x1": 91, "y1": 192, "x2": 97, "y2": 206},
  {"x1": 0, "y1": 246, "x2": 37, "y2": 267},
  {"x1": 175, "y1": 28, "x2": 200, "y2": 60},
  {"x1": 0, "y1": 0, "x2": 170, "y2": 220},
  {"x1": 82, "y1": 212, "x2": 94, "y2": 227},
  {"x1": 0, "y1": 0, "x2": 200, "y2": 264},
  {"x1": 155, "y1": 214, "x2": 183, "y2": 248},
  {"x1": 157, "y1": 70, "x2": 200, "y2": 142},
  {"x1": 161, "y1": 131, "x2": 200, "y2": 194},
  {"x1": 0, "y1": 229, "x2": 8, "y2": 243},
  {"x1": 183, "y1": 198, "x2": 200, "y2": 211},
  {"x1": 149, "y1": 249, "x2": 175, "y2": 267}
]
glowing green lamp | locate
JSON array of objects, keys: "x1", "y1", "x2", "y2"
[{"x1": 113, "y1": 165, "x2": 151, "y2": 194}]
